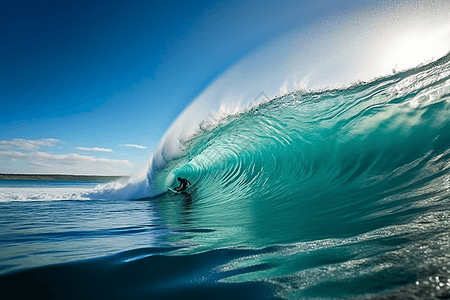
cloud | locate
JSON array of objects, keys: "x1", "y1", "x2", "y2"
[
  {"x1": 119, "y1": 144, "x2": 147, "y2": 149},
  {"x1": 0, "y1": 138, "x2": 60, "y2": 150},
  {"x1": 29, "y1": 161, "x2": 55, "y2": 168},
  {"x1": 0, "y1": 151, "x2": 132, "y2": 166},
  {"x1": 0, "y1": 145, "x2": 133, "y2": 175},
  {"x1": 76, "y1": 147, "x2": 114, "y2": 152}
]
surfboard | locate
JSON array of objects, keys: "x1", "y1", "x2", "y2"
[
  {"x1": 167, "y1": 184, "x2": 193, "y2": 194},
  {"x1": 166, "y1": 186, "x2": 178, "y2": 193}
]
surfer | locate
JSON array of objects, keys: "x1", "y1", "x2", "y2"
[{"x1": 175, "y1": 177, "x2": 191, "y2": 193}]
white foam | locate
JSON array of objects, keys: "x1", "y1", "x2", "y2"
[
  {"x1": 0, "y1": 187, "x2": 93, "y2": 202},
  {"x1": 87, "y1": 157, "x2": 155, "y2": 200}
]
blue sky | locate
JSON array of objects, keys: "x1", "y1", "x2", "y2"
[{"x1": 1, "y1": 0, "x2": 449, "y2": 175}]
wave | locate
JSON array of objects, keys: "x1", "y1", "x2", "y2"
[
  {"x1": 89, "y1": 0, "x2": 450, "y2": 201},
  {"x1": 176, "y1": 53, "x2": 450, "y2": 196},
  {"x1": 91, "y1": 51, "x2": 450, "y2": 203},
  {"x1": 144, "y1": 54, "x2": 450, "y2": 298},
  {"x1": 80, "y1": 52, "x2": 450, "y2": 299}
]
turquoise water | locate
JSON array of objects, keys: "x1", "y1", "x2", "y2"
[
  {"x1": 2, "y1": 54, "x2": 450, "y2": 299},
  {"x1": 154, "y1": 53, "x2": 450, "y2": 298}
]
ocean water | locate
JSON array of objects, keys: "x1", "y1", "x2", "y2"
[{"x1": 2, "y1": 54, "x2": 450, "y2": 299}]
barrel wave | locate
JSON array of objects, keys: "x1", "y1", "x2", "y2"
[
  {"x1": 160, "y1": 53, "x2": 450, "y2": 210},
  {"x1": 145, "y1": 54, "x2": 450, "y2": 298},
  {"x1": 86, "y1": 53, "x2": 450, "y2": 298}
]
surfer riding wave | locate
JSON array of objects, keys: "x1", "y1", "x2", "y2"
[{"x1": 174, "y1": 177, "x2": 191, "y2": 194}]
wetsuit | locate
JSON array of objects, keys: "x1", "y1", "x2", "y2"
[{"x1": 175, "y1": 178, "x2": 191, "y2": 192}]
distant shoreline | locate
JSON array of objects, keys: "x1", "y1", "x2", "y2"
[{"x1": 0, "y1": 173, "x2": 127, "y2": 182}]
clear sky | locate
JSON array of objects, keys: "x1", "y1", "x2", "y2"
[{"x1": 1, "y1": 0, "x2": 449, "y2": 175}]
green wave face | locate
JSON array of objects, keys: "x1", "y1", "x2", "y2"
[{"x1": 154, "y1": 54, "x2": 450, "y2": 297}]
